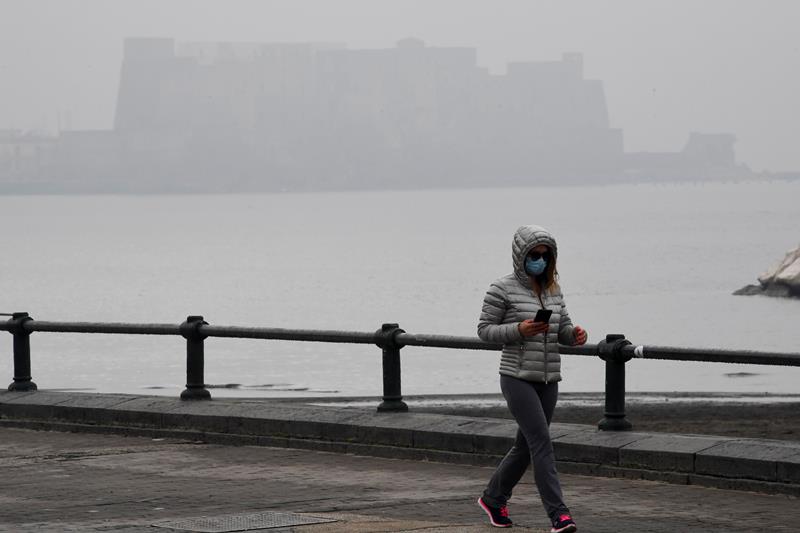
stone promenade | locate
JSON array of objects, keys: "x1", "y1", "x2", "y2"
[
  {"x1": 3, "y1": 391, "x2": 800, "y2": 496},
  {"x1": 1, "y1": 426, "x2": 798, "y2": 533}
]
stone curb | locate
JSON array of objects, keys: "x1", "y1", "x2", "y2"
[{"x1": 2, "y1": 390, "x2": 799, "y2": 495}]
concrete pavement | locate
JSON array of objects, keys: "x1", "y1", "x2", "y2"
[{"x1": 1, "y1": 426, "x2": 799, "y2": 532}]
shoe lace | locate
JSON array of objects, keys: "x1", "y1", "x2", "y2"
[{"x1": 499, "y1": 506, "x2": 509, "y2": 518}]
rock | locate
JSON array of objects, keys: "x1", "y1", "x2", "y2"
[
  {"x1": 735, "y1": 245, "x2": 800, "y2": 298},
  {"x1": 764, "y1": 284, "x2": 794, "y2": 298},
  {"x1": 732, "y1": 284, "x2": 765, "y2": 296},
  {"x1": 758, "y1": 246, "x2": 800, "y2": 289}
]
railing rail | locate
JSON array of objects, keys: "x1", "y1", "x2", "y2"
[
  {"x1": 17, "y1": 321, "x2": 182, "y2": 336},
  {"x1": 203, "y1": 326, "x2": 377, "y2": 344},
  {"x1": 3, "y1": 312, "x2": 799, "y2": 429},
  {"x1": 4, "y1": 319, "x2": 799, "y2": 365},
  {"x1": 620, "y1": 344, "x2": 800, "y2": 366}
]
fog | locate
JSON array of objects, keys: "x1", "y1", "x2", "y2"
[{"x1": 1, "y1": 0, "x2": 798, "y2": 182}]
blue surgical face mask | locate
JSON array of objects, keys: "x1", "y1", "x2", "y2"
[{"x1": 525, "y1": 257, "x2": 547, "y2": 276}]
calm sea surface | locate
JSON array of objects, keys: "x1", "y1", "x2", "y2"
[{"x1": 2, "y1": 181, "x2": 799, "y2": 397}]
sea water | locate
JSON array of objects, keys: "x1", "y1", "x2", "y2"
[{"x1": 1, "y1": 180, "x2": 799, "y2": 397}]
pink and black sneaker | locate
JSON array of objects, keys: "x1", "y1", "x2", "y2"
[
  {"x1": 477, "y1": 496, "x2": 513, "y2": 528},
  {"x1": 551, "y1": 513, "x2": 577, "y2": 533}
]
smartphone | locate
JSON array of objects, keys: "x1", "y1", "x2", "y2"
[{"x1": 533, "y1": 309, "x2": 552, "y2": 323}]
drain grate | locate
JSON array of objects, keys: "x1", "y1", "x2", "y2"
[{"x1": 152, "y1": 511, "x2": 337, "y2": 532}]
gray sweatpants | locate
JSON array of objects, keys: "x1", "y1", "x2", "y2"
[{"x1": 481, "y1": 375, "x2": 569, "y2": 521}]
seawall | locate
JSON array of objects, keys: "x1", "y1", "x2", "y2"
[{"x1": 2, "y1": 390, "x2": 799, "y2": 496}]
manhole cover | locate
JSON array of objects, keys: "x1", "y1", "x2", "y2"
[{"x1": 152, "y1": 511, "x2": 337, "y2": 532}]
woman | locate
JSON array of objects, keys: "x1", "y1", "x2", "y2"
[{"x1": 476, "y1": 225, "x2": 587, "y2": 532}]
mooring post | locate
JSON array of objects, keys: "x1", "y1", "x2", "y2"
[
  {"x1": 597, "y1": 333, "x2": 633, "y2": 430},
  {"x1": 374, "y1": 322, "x2": 408, "y2": 412},
  {"x1": 180, "y1": 315, "x2": 211, "y2": 400},
  {"x1": 7, "y1": 312, "x2": 37, "y2": 392}
]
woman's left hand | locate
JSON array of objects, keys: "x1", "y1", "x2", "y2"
[{"x1": 573, "y1": 326, "x2": 588, "y2": 346}]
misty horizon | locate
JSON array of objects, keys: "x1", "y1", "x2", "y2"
[
  {"x1": 2, "y1": 0, "x2": 799, "y2": 173},
  {"x1": 1, "y1": 34, "x2": 758, "y2": 193}
]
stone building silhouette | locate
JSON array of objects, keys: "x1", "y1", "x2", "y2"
[
  {"x1": 0, "y1": 38, "x2": 752, "y2": 192},
  {"x1": 110, "y1": 37, "x2": 623, "y2": 191}
]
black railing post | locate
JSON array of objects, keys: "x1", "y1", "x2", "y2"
[
  {"x1": 597, "y1": 333, "x2": 633, "y2": 430},
  {"x1": 180, "y1": 315, "x2": 211, "y2": 400},
  {"x1": 7, "y1": 312, "x2": 37, "y2": 392},
  {"x1": 374, "y1": 323, "x2": 408, "y2": 412}
]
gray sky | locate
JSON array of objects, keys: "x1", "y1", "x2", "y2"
[{"x1": 1, "y1": 0, "x2": 798, "y2": 171}]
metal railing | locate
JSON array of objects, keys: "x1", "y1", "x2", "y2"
[{"x1": 3, "y1": 311, "x2": 800, "y2": 430}]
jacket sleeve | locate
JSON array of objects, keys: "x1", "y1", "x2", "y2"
[
  {"x1": 557, "y1": 292, "x2": 576, "y2": 345},
  {"x1": 477, "y1": 282, "x2": 523, "y2": 344}
]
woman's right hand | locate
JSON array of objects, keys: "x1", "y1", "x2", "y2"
[{"x1": 518, "y1": 319, "x2": 549, "y2": 337}]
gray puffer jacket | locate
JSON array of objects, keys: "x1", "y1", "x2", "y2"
[{"x1": 477, "y1": 225, "x2": 576, "y2": 383}]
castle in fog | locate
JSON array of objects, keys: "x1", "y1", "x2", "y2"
[{"x1": 0, "y1": 38, "x2": 751, "y2": 193}]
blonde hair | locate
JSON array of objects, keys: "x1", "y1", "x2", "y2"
[{"x1": 533, "y1": 248, "x2": 560, "y2": 294}]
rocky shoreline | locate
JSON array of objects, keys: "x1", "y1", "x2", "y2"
[{"x1": 735, "y1": 245, "x2": 800, "y2": 298}]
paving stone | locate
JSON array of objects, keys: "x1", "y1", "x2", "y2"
[
  {"x1": 46, "y1": 394, "x2": 142, "y2": 426},
  {"x1": 409, "y1": 417, "x2": 484, "y2": 453},
  {"x1": 0, "y1": 390, "x2": 61, "y2": 404},
  {"x1": 553, "y1": 429, "x2": 650, "y2": 465},
  {"x1": 470, "y1": 420, "x2": 517, "y2": 455},
  {"x1": 550, "y1": 423, "x2": 591, "y2": 439},
  {"x1": 619, "y1": 434, "x2": 725, "y2": 472},
  {"x1": 99, "y1": 396, "x2": 178, "y2": 427},
  {"x1": 0, "y1": 390, "x2": 73, "y2": 420},
  {"x1": 777, "y1": 452, "x2": 800, "y2": 484},
  {"x1": 52, "y1": 393, "x2": 139, "y2": 410},
  {"x1": 695, "y1": 439, "x2": 800, "y2": 481}
]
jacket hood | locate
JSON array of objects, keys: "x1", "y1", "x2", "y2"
[{"x1": 512, "y1": 225, "x2": 558, "y2": 286}]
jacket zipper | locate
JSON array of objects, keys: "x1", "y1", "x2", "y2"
[{"x1": 536, "y1": 290, "x2": 549, "y2": 383}]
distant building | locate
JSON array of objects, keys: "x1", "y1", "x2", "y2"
[
  {"x1": 624, "y1": 132, "x2": 752, "y2": 181},
  {"x1": 107, "y1": 37, "x2": 627, "y2": 191},
  {"x1": 0, "y1": 38, "x2": 754, "y2": 192}
]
